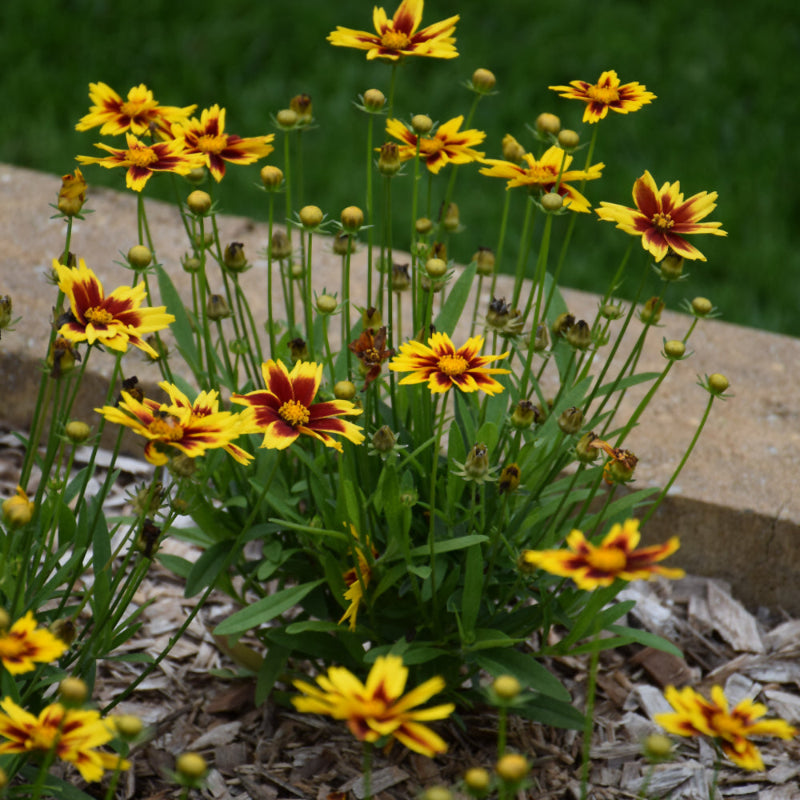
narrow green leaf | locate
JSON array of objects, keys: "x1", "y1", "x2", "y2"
[
  {"x1": 434, "y1": 262, "x2": 477, "y2": 333},
  {"x1": 185, "y1": 541, "x2": 234, "y2": 597},
  {"x1": 155, "y1": 263, "x2": 199, "y2": 371},
  {"x1": 409, "y1": 534, "x2": 488, "y2": 557}
]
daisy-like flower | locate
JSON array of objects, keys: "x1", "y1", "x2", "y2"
[
  {"x1": 232, "y1": 360, "x2": 365, "y2": 453},
  {"x1": 54, "y1": 259, "x2": 174, "y2": 358},
  {"x1": 549, "y1": 70, "x2": 656, "y2": 124},
  {"x1": 292, "y1": 654, "x2": 454, "y2": 757},
  {"x1": 596, "y1": 170, "x2": 727, "y2": 262},
  {"x1": 348, "y1": 327, "x2": 394, "y2": 390},
  {"x1": 385, "y1": 116, "x2": 485, "y2": 174},
  {"x1": 520, "y1": 518, "x2": 685, "y2": 591},
  {"x1": 96, "y1": 381, "x2": 254, "y2": 467},
  {"x1": 0, "y1": 611, "x2": 68, "y2": 674},
  {"x1": 655, "y1": 685, "x2": 797, "y2": 771},
  {"x1": 75, "y1": 81, "x2": 196, "y2": 137},
  {"x1": 0, "y1": 697, "x2": 129, "y2": 783},
  {"x1": 389, "y1": 331, "x2": 510, "y2": 395},
  {"x1": 480, "y1": 145, "x2": 604, "y2": 212},
  {"x1": 328, "y1": 0, "x2": 458, "y2": 61},
  {"x1": 339, "y1": 527, "x2": 379, "y2": 631},
  {"x1": 175, "y1": 105, "x2": 275, "y2": 182},
  {"x1": 77, "y1": 132, "x2": 205, "y2": 191}
]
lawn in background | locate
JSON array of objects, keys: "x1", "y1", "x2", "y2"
[{"x1": 2, "y1": 0, "x2": 798, "y2": 335}]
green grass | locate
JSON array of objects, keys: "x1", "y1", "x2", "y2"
[{"x1": 3, "y1": 0, "x2": 799, "y2": 335}]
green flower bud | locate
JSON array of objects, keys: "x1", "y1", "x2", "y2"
[
  {"x1": 495, "y1": 753, "x2": 528, "y2": 784},
  {"x1": 299, "y1": 205, "x2": 324, "y2": 228},
  {"x1": 474, "y1": 246, "x2": 495, "y2": 276},
  {"x1": 223, "y1": 242, "x2": 248, "y2": 273},
  {"x1": 186, "y1": 190, "x2": 211, "y2": 215},
  {"x1": 127, "y1": 245, "x2": 152, "y2": 270},
  {"x1": 536, "y1": 112, "x2": 561, "y2": 135},
  {"x1": 566, "y1": 319, "x2": 592, "y2": 350},
  {"x1": 707, "y1": 373, "x2": 730, "y2": 395},
  {"x1": 663, "y1": 339, "x2": 686, "y2": 360},
  {"x1": 363, "y1": 88, "x2": 386, "y2": 112},
  {"x1": 558, "y1": 406, "x2": 584, "y2": 435},
  {"x1": 260, "y1": 165, "x2": 284, "y2": 189},
  {"x1": 334, "y1": 380, "x2": 357, "y2": 400},
  {"x1": 412, "y1": 114, "x2": 433, "y2": 134},
  {"x1": 540, "y1": 192, "x2": 563, "y2": 212},
  {"x1": 316, "y1": 293, "x2": 338, "y2": 314},
  {"x1": 471, "y1": 68, "x2": 496, "y2": 93},
  {"x1": 492, "y1": 675, "x2": 521, "y2": 701}
]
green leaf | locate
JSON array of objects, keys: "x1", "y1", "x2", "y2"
[
  {"x1": 156, "y1": 263, "x2": 199, "y2": 371},
  {"x1": 185, "y1": 541, "x2": 234, "y2": 597},
  {"x1": 255, "y1": 642, "x2": 290, "y2": 706},
  {"x1": 515, "y1": 694, "x2": 585, "y2": 730},
  {"x1": 213, "y1": 580, "x2": 325, "y2": 636},
  {"x1": 156, "y1": 553, "x2": 193, "y2": 579},
  {"x1": 607, "y1": 624, "x2": 685, "y2": 658},
  {"x1": 461, "y1": 544, "x2": 483, "y2": 639},
  {"x1": 434, "y1": 261, "x2": 477, "y2": 333},
  {"x1": 409, "y1": 534, "x2": 488, "y2": 557},
  {"x1": 473, "y1": 648, "x2": 571, "y2": 701}
]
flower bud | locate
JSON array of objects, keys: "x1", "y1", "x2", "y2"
[
  {"x1": 532, "y1": 322, "x2": 549, "y2": 352},
  {"x1": 363, "y1": 306, "x2": 382, "y2": 328},
  {"x1": 275, "y1": 108, "x2": 298, "y2": 128},
  {"x1": 0, "y1": 295, "x2": 12, "y2": 334},
  {"x1": 536, "y1": 112, "x2": 561, "y2": 136},
  {"x1": 127, "y1": 244, "x2": 152, "y2": 270},
  {"x1": 442, "y1": 202, "x2": 460, "y2": 232},
  {"x1": 540, "y1": 191, "x2": 563, "y2": 212},
  {"x1": 182, "y1": 255, "x2": 201, "y2": 273},
  {"x1": 169, "y1": 454, "x2": 197, "y2": 478},
  {"x1": 371, "y1": 425, "x2": 398, "y2": 454},
  {"x1": 341, "y1": 205, "x2": 364, "y2": 232},
  {"x1": 47, "y1": 335, "x2": 80, "y2": 378},
  {"x1": 57, "y1": 168, "x2": 87, "y2": 217},
  {"x1": 299, "y1": 205, "x2": 324, "y2": 228},
  {"x1": 551, "y1": 311, "x2": 575, "y2": 338},
  {"x1": 707, "y1": 373, "x2": 730, "y2": 395},
  {"x1": 291, "y1": 263, "x2": 305, "y2": 281},
  {"x1": 289, "y1": 93, "x2": 313, "y2": 123},
  {"x1": 663, "y1": 339, "x2": 686, "y2": 360},
  {"x1": 659, "y1": 252, "x2": 684, "y2": 280},
  {"x1": 114, "y1": 714, "x2": 144, "y2": 741},
  {"x1": 185, "y1": 166, "x2": 207, "y2": 185},
  {"x1": 486, "y1": 297, "x2": 512, "y2": 330},
  {"x1": 501, "y1": 133, "x2": 526, "y2": 163},
  {"x1": 0, "y1": 767, "x2": 7, "y2": 790},
  {"x1": 643, "y1": 733, "x2": 674, "y2": 762},
  {"x1": 422, "y1": 788, "x2": 451, "y2": 800},
  {"x1": 176, "y1": 752, "x2": 208, "y2": 781},
  {"x1": 558, "y1": 406, "x2": 584, "y2": 435},
  {"x1": 378, "y1": 142, "x2": 402, "y2": 175},
  {"x1": 473, "y1": 247, "x2": 495, "y2": 276},
  {"x1": 59, "y1": 677, "x2": 88, "y2": 705},
  {"x1": 493, "y1": 674, "x2": 521, "y2": 701},
  {"x1": 604, "y1": 449, "x2": 638, "y2": 484},
  {"x1": 557, "y1": 129, "x2": 580, "y2": 149},
  {"x1": 464, "y1": 766, "x2": 491, "y2": 795},
  {"x1": 463, "y1": 443, "x2": 490, "y2": 480},
  {"x1": 600, "y1": 301, "x2": 625, "y2": 320},
  {"x1": 363, "y1": 88, "x2": 386, "y2": 112},
  {"x1": 411, "y1": 114, "x2": 433, "y2": 134},
  {"x1": 288, "y1": 337, "x2": 308, "y2": 362},
  {"x1": 316, "y1": 293, "x2": 338, "y2": 314},
  {"x1": 334, "y1": 380, "x2": 357, "y2": 400},
  {"x1": 426, "y1": 258, "x2": 447, "y2": 278},
  {"x1": 640, "y1": 296, "x2": 665, "y2": 325},
  {"x1": 498, "y1": 463, "x2": 521, "y2": 494},
  {"x1": 471, "y1": 68, "x2": 496, "y2": 93},
  {"x1": 186, "y1": 190, "x2": 212, "y2": 215},
  {"x1": 392, "y1": 263, "x2": 411, "y2": 292},
  {"x1": 330, "y1": 232, "x2": 351, "y2": 256},
  {"x1": 415, "y1": 216, "x2": 433, "y2": 235},
  {"x1": 51, "y1": 618, "x2": 77, "y2": 646},
  {"x1": 270, "y1": 230, "x2": 292, "y2": 260},
  {"x1": 575, "y1": 432, "x2": 600, "y2": 463},
  {"x1": 0, "y1": 609, "x2": 9, "y2": 631},
  {"x1": 495, "y1": 753, "x2": 528, "y2": 784},
  {"x1": 566, "y1": 319, "x2": 592, "y2": 350},
  {"x1": 430, "y1": 240, "x2": 447, "y2": 260},
  {"x1": 65, "y1": 420, "x2": 91, "y2": 443},
  {"x1": 223, "y1": 242, "x2": 248, "y2": 272},
  {"x1": 260, "y1": 165, "x2": 284, "y2": 190},
  {"x1": 691, "y1": 296, "x2": 713, "y2": 316},
  {"x1": 201, "y1": 294, "x2": 229, "y2": 322},
  {"x1": 510, "y1": 399, "x2": 538, "y2": 429}
]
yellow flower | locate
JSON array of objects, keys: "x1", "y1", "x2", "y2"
[
  {"x1": 2, "y1": 485, "x2": 34, "y2": 527},
  {"x1": 339, "y1": 527, "x2": 379, "y2": 631},
  {"x1": 655, "y1": 685, "x2": 797, "y2": 771},
  {"x1": 549, "y1": 70, "x2": 656, "y2": 124},
  {"x1": 0, "y1": 611, "x2": 69, "y2": 674},
  {"x1": 389, "y1": 332, "x2": 510, "y2": 395},
  {"x1": 57, "y1": 168, "x2": 88, "y2": 216},
  {"x1": 0, "y1": 697, "x2": 130, "y2": 782},
  {"x1": 385, "y1": 116, "x2": 485, "y2": 174},
  {"x1": 292, "y1": 655, "x2": 454, "y2": 757},
  {"x1": 520, "y1": 519, "x2": 685, "y2": 590},
  {"x1": 328, "y1": 0, "x2": 458, "y2": 61}
]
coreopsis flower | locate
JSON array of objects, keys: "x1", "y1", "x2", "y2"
[
  {"x1": 389, "y1": 331, "x2": 510, "y2": 395},
  {"x1": 54, "y1": 259, "x2": 174, "y2": 358},
  {"x1": 549, "y1": 70, "x2": 656, "y2": 124},
  {"x1": 97, "y1": 382, "x2": 253, "y2": 467},
  {"x1": 2, "y1": 485, "x2": 34, "y2": 527},
  {"x1": 77, "y1": 132, "x2": 205, "y2": 191},
  {"x1": 521, "y1": 519, "x2": 684, "y2": 590},
  {"x1": 232, "y1": 360, "x2": 364, "y2": 453},
  {"x1": 340, "y1": 527, "x2": 379, "y2": 631},
  {"x1": 0, "y1": 697, "x2": 129, "y2": 783},
  {"x1": 0, "y1": 611, "x2": 68, "y2": 674},
  {"x1": 328, "y1": 0, "x2": 459, "y2": 61},
  {"x1": 292, "y1": 654, "x2": 454, "y2": 756},
  {"x1": 75, "y1": 81, "x2": 196, "y2": 137},
  {"x1": 596, "y1": 170, "x2": 727, "y2": 262},
  {"x1": 385, "y1": 116, "x2": 485, "y2": 174},
  {"x1": 175, "y1": 105, "x2": 275, "y2": 182},
  {"x1": 349, "y1": 327, "x2": 394, "y2": 390},
  {"x1": 57, "y1": 168, "x2": 88, "y2": 217},
  {"x1": 480, "y1": 146, "x2": 604, "y2": 212},
  {"x1": 655, "y1": 685, "x2": 797, "y2": 771}
]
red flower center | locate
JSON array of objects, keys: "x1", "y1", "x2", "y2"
[
  {"x1": 381, "y1": 30, "x2": 410, "y2": 50},
  {"x1": 279, "y1": 399, "x2": 311, "y2": 427},
  {"x1": 437, "y1": 354, "x2": 468, "y2": 376}
]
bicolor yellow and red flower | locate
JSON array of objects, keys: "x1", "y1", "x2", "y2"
[
  {"x1": 292, "y1": 655, "x2": 454, "y2": 756},
  {"x1": 596, "y1": 170, "x2": 727, "y2": 262},
  {"x1": 54, "y1": 259, "x2": 174, "y2": 358},
  {"x1": 75, "y1": 81, "x2": 196, "y2": 137},
  {"x1": 520, "y1": 519, "x2": 685, "y2": 590},
  {"x1": 655, "y1": 685, "x2": 797, "y2": 771},
  {"x1": 328, "y1": 0, "x2": 458, "y2": 61},
  {"x1": 0, "y1": 611, "x2": 68, "y2": 674},
  {"x1": 96, "y1": 382, "x2": 254, "y2": 467},
  {"x1": 480, "y1": 146, "x2": 604, "y2": 212},
  {"x1": 0, "y1": 697, "x2": 129, "y2": 782},
  {"x1": 77, "y1": 132, "x2": 205, "y2": 191},
  {"x1": 232, "y1": 360, "x2": 364, "y2": 453},
  {"x1": 386, "y1": 116, "x2": 485, "y2": 174},
  {"x1": 389, "y1": 332, "x2": 510, "y2": 395},
  {"x1": 549, "y1": 70, "x2": 656, "y2": 124},
  {"x1": 175, "y1": 105, "x2": 275, "y2": 182},
  {"x1": 339, "y1": 526, "x2": 379, "y2": 631}
]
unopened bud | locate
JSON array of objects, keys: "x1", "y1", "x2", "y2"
[
  {"x1": 334, "y1": 380, "x2": 357, "y2": 400},
  {"x1": 600, "y1": 301, "x2": 625, "y2": 320},
  {"x1": 316, "y1": 293, "x2": 338, "y2": 314},
  {"x1": 495, "y1": 753, "x2": 528, "y2": 784},
  {"x1": 299, "y1": 205, "x2": 324, "y2": 228},
  {"x1": 659, "y1": 252, "x2": 685, "y2": 280},
  {"x1": 640, "y1": 296, "x2": 665, "y2": 325},
  {"x1": 181, "y1": 255, "x2": 201, "y2": 273},
  {"x1": 464, "y1": 767, "x2": 491, "y2": 794},
  {"x1": 415, "y1": 217, "x2": 433, "y2": 235},
  {"x1": 185, "y1": 167, "x2": 207, "y2": 185},
  {"x1": 663, "y1": 339, "x2": 686, "y2": 360},
  {"x1": 115, "y1": 714, "x2": 144, "y2": 740},
  {"x1": 558, "y1": 406, "x2": 584, "y2": 435},
  {"x1": 643, "y1": 734, "x2": 674, "y2": 762},
  {"x1": 501, "y1": 133, "x2": 526, "y2": 163},
  {"x1": 186, "y1": 190, "x2": 212, "y2": 215},
  {"x1": 707, "y1": 373, "x2": 730, "y2": 395},
  {"x1": 566, "y1": 319, "x2": 592, "y2": 350},
  {"x1": 557, "y1": 129, "x2": 580, "y2": 149},
  {"x1": 371, "y1": 425, "x2": 397, "y2": 454},
  {"x1": 363, "y1": 307, "x2": 382, "y2": 328},
  {"x1": 59, "y1": 677, "x2": 88, "y2": 705},
  {"x1": 127, "y1": 245, "x2": 152, "y2": 270},
  {"x1": 536, "y1": 112, "x2": 561, "y2": 136},
  {"x1": 532, "y1": 322, "x2": 549, "y2": 352},
  {"x1": 442, "y1": 202, "x2": 460, "y2": 232},
  {"x1": 551, "y1": 312, "x2": 575, "y2": 338},
  {"x1": 276, "y1": 108, "x2": 298, "y2": 128},
  {"x1": 463, "y1": 443, "x2": 490, "y2": 480},
  {"x1": 363, "y1": 88, "x2": 386, "y2": 112},
  {"x1": 3, "y1": 486, "x2": 34, "y2": 526},
  {"x1": 289, "y1": 93, "x2": 313, "y2": 123},
  {"x1": 0, "y1": 609, "x2": 9, "y2": 631},
  {"x1": 260, "y1": 165, "x2": 284, "y2": 189},
  {"x1": 378, "y1": 142, "x2": 402, "y2": 175},
  {"x1": 510, "y1": 399, "x2": 538, "y2": 429},
  {"x1": 498, "y1": 463, "x2": 521, "y2": 494},
  {"x1": 176, "y1": 752, "x2": 208, "y2": 781},
  {"x1": 223, "y1": 242, "x2": 248, "y2": 272},
  {"x1": 575, "y1": 432, "x2": 600, "y2": 463},
  {"x1": 541, "y1": 192, "x2": 563, "y2": 212},
  {"x1": 422, "y1": 788, "x2": 451, "y2": 800},
  {"x1": 65, "y1": 420, "x2": 91, "y2": 443},
  {"x1": 270, "y1": 230, "x2": 292, "y2": 260},
  {"x1": 206, "y1": 294, "x2": 231, "y2": 321},
  {"x1": 392, "y1": 263, "x2": 411, "y2": 292},
  {"x1": 471, "y1": 68, "x2": 496, "y2": 92},
  {"x1": 288, "y1": 337, "x2": 308, "y2": 362},
  {"x1": 341, "y1": 205, "x2": 364, "y2": 232},
  {"x1": 426, "y1": 258, "x2": 447, "y2": 278},
  {"x1": 474, "y1": 247, "x2": 495, "y2": 276},
  {"x1": 57, "y1": 169, "x2": 87, "y2": 217},
  {"x1": 50, "y1": 618, "x2": 77, "y2": 646},
  {"x1": 691, "y1": 297, "x2": 713, "y2": 317},
  {"x1": 411, "y1": 114, "x2": 433, "y2": 134},
  {"x1": 493, "y1": 675, "x2": 521, "y2": 701}
]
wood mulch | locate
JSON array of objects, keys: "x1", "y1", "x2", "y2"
[{"x1": 3, "y1": 427, "x2": 800, "y2": 799}]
